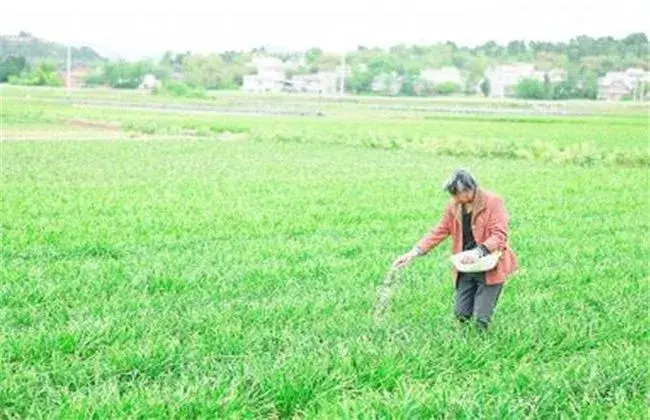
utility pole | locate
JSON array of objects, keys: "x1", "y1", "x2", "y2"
[
  {"x1": 66, "y1": 43, "x2": 72, "y2": 96},
  {"x1": 339, "y1": 51, "x2": 345, "y2": 95}
]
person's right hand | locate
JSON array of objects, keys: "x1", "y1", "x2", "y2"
[{"x1": 392, "y1": 249, "x2": 418, "y2": 269}]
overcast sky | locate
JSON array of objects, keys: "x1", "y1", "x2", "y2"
[{"x1": 3, "y1": 0, "x2": 649, "y2": 59}]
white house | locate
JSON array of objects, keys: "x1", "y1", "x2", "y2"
[
  {"x1": 484, "y1": 64, "x2": 542, "y2": 97},
  {"x1": 598, "y1": 68, "x2": 650, "y2": 101},
  {"x1": 371, "y1": 72, "x2": 403, "y2": 95},
  {"x1": 420, "y1": 66, "x2": 463, "y2": 86},
  {"x1": 290, "y1": 72, "x2": 339, "y2": 94},
  {"x1": 242, "y1": 57, "x2": 287, "y2": 93},
  {"x1": 242, "y1": 75, "x2": 288, "y2": 93},
  {"x1": 484, "y1": 63, "x2": 567, "y2": 98},
  {"x1": 284, "y1": 55, "x2": 307, "y2": 71},
  {"x1": 546, "y1": 68, "x2": 567, "y2": 84},
  {"x1": 139, "y1": 74, "x2": 161, "y2": 90},
  {"x1": 253, "y1": 57, "x2": 285, "y2": 79}
]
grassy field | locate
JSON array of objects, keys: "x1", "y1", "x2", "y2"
[
  {"x1": 3, "y1": 84, "x2": 650, "y2": 116},
  {"x1": 1, "y1": 89, "x2": 649, "y2": 418}
]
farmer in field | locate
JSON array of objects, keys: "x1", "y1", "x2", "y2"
[{"x1": 392, "y1": 169, "x2": 518, "y2": 330}]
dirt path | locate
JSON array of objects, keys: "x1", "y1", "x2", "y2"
[{"x1": 11, "y1": 97, "x2": 598, "y2": 117}]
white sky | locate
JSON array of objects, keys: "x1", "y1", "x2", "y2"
[{"x1": 3, "y1": 0, "x2": 649, "y2": 59}]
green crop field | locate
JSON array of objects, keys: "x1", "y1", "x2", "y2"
[{"x1": 1, "y1": 90, "x2": 649, "y2": 418}]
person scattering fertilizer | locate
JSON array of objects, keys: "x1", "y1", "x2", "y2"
[{"x1": 392, "y1": 169, "x2": 519, "y2": 331}]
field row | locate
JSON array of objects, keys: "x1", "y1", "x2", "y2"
[
  {"x1": 3, "y1": 99, "x2": 649, "y2": 166},
  {"x1": 4, "y1": 85, "x2": 650, "y2": 114}
]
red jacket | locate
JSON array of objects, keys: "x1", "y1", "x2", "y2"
[{"x1": 416, "y1": 189, "x2": 518, "y2": 286}]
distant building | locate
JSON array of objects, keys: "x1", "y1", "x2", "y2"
[
  {"x1": 284, "y1": 56, "x2": 307, "y2": 70},
  {"x1": 420, "y1": 66, "x2": 463, "y2": 86},
  {"x1": 242, "y1": 75, "x2": 288, "y2": 93},
  {"x1": 58, "y1": 65, "x2": 96, "y2": 88},
  {"x1": 335, "y1": 64, "x2": 351, "y2": 80},
  {"x1": 598, "y1": 68, "x2": 650, "y2": 101},
  {"x1": 415, "y1": 66, "x2": 464, "y2": 95},
  {"x1": 546, "y1": 68, "x2": 567, "y2": 84},
  {"x1": 484, "y1": 63, "x2": 545, "y2": 97},
  {"x1": 252, "y1": 57, "x2": 285, "y2": 79},
  {"x1": 242, "y1": 56, "x2": 287, "y2": 93},
  {"x1": 598, "y1": 72, "x2": 632, "y2": 101},
  {"x1": 371, "y1": 73, "x2": 403, "y2": 95},
  {"x1": 139, "y1": 74, "x2": 161, "y2": 90},
  {"x1": 483, "y1": 64, "x2": 567, "y2": 98},
  {"x1": 290, "y1": 72, "x2": 339, "y2": 94}
]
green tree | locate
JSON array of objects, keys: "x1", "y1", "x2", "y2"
[
  {"x1": 8, "y1": 60, "x2": 62, "y2": 86},
  {"x1": 398, "y1": 68, "x2": 420, "y2": 96},
  {"x1": 182, "y1": 53, "x2": 247, "y2": 90},
  {"x1": 346, "y1": 67, "x2": 373, "y2": 93},
  {"x1": 0, "y1": 56, "x2": 27, "y2": 82},
  {"x1": 313, "y1": 53, "x2": 342, "y2": 72},
  {"x1": 478, "y1": 40, "x2": 505, "y2": 58},
  {"x1": 514, "y1": 78, "x2": 547, "y2": 99},
  {"x1": 160, "y1": 51, "x2": 174, "y2": 68},
  {"x1": 183, "y1": 54, "x2": 225, "y2": 89},
  {"x1": 366, "y1": 55, "x2": 398, "y2": 75},
  {"x1": 543, "y1": 73, "x2": 552, "y2": 98},
  {"x1": 305, "y1": 47, "x2": 323, "y2": 64},
  {"x1": 463, "y1": 55, "x2": 489, "y2": 95},
  {"x1": 480, "y1": 78, "x2": 491, "y2": 97},
  {"x1": 452, "y1": 50, "x2": 474, "y2": 70},
  {"x1": 84, "y1": 71, "x2": 106, "y2": 86},
  {"x1": 580, "y1": 72, "x2": 599, "y2": 99},
  {"x1": 434, "y1": 81, "x2": 461, "y2": 95},
  {"x1": 551, "y1": 80, "x2": 574, "y2": 100},
  {"x1": 103, "y1": 60, "x2": 150, "y2": 88},
  {"x1": 506, "y1": 40, "x2": 528, "y2": 58}
]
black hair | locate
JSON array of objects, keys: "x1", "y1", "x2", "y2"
[{"x1": 443, "y1": 169, "x2": 478, "y2": 195}]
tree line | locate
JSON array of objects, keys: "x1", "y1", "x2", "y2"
[{"x1": 1, "y1": 31, "x2": 647, "y2": 99}]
